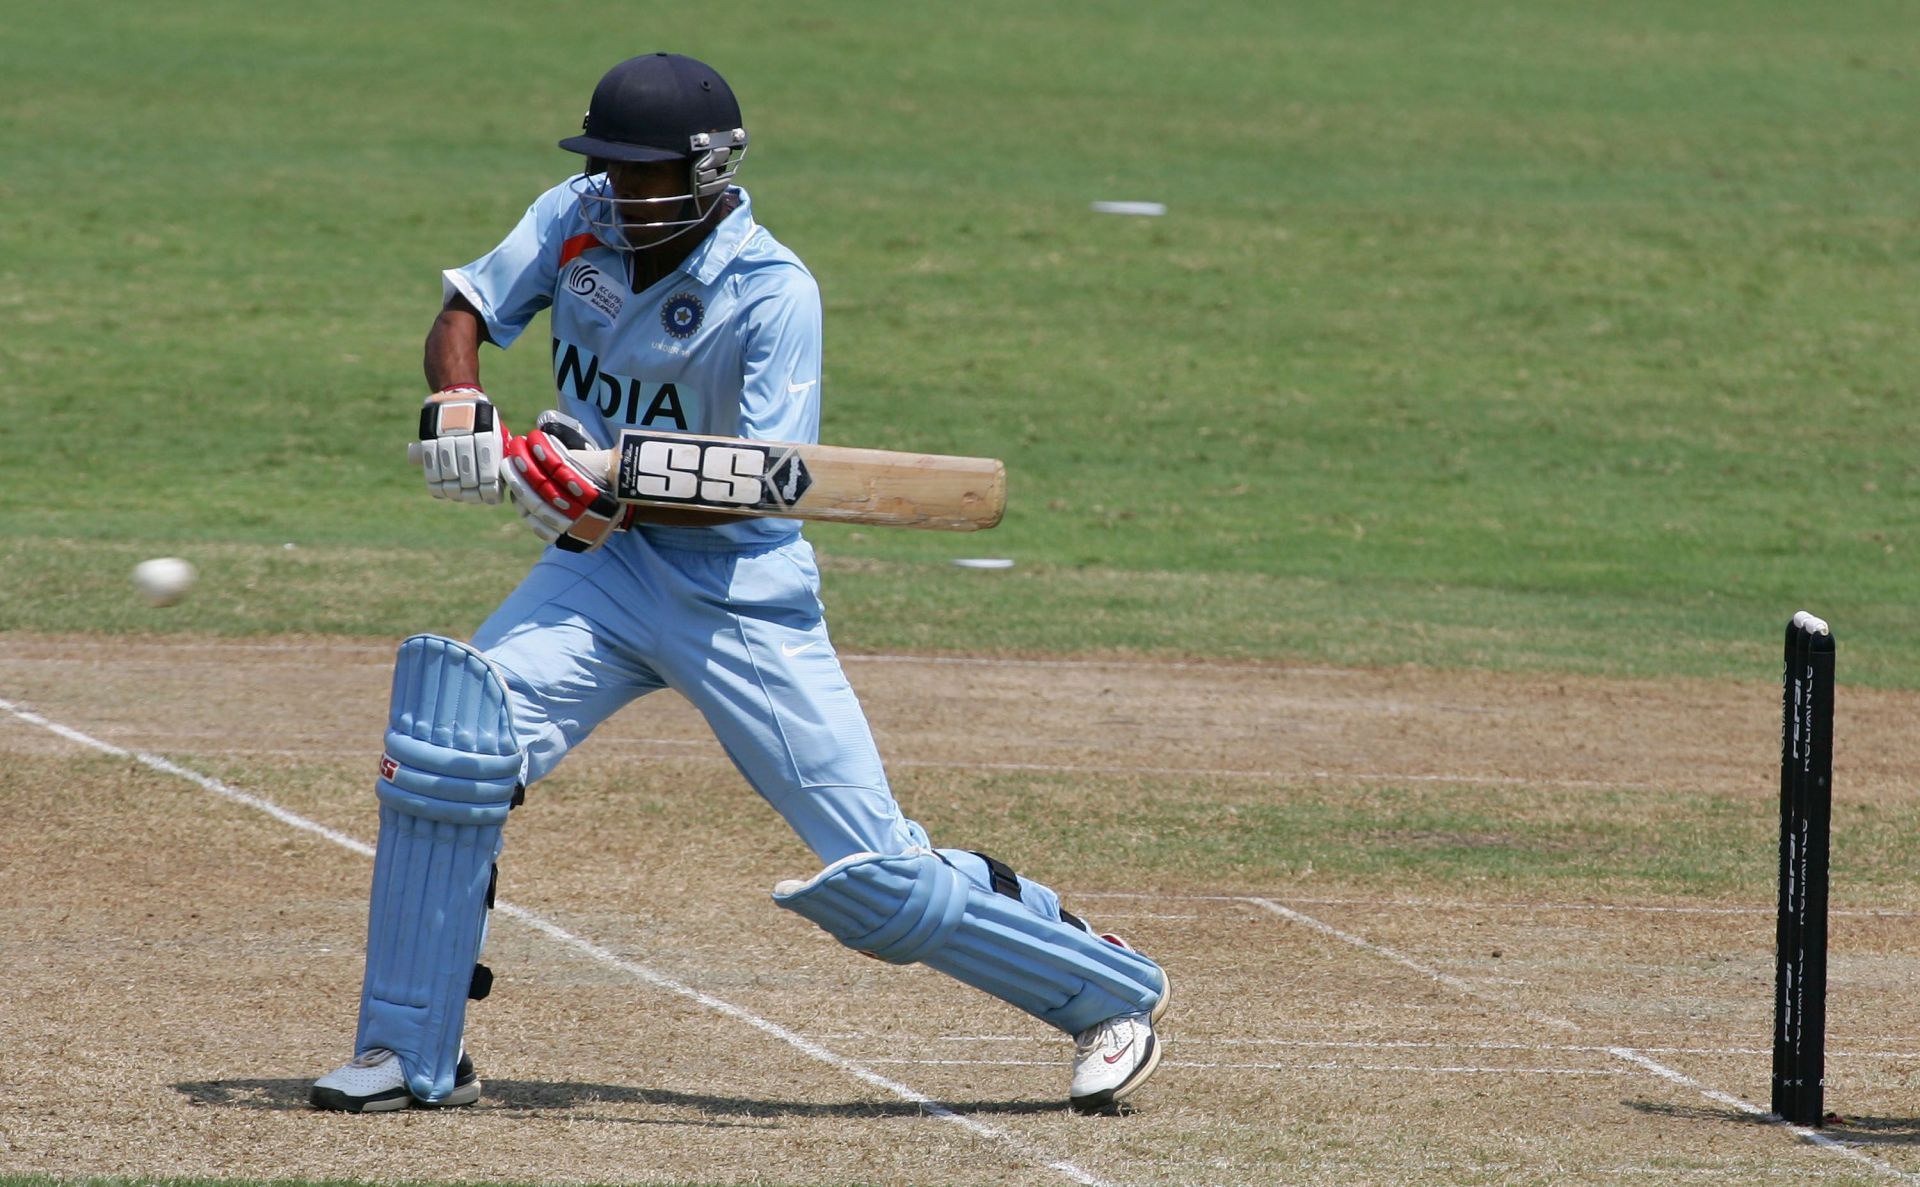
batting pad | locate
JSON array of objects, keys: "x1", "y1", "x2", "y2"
[
  {"x1": 356, "y1": 634, "x2": 523, "y2": 1103},
  {"x1": 773, "y1": 850, "x2": 1166, "y2": 1035}
]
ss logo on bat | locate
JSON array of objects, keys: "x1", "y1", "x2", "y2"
[
  {"x1": 628, "y1": 439, "x2": 764, "y2": 503},
  {"x1": 616, "y1": 432, "x2": 813, "y2": 511}
]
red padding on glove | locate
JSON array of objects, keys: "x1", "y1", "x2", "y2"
[{"x1": 505, "y1": 430, "x2": 618, "y2": 521}]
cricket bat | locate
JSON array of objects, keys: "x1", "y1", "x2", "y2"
[{"x1": 414, "y1": 429, "x2": 1005, "y2": 531}]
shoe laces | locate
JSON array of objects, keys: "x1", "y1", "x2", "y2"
[
  {"x1": 1075, "y1": 1012, "x2": 1140, "y2": 1055},
  {"x1": 350, "y1": 1048, "x2": 396, "y2": 1067}
]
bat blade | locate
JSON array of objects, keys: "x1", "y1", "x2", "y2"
[{"x1": 588, "y1": 430, "x2": 1005, "y2": 531}]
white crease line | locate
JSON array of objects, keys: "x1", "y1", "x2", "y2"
[
  {"x1": 1279, "y1": 896, "x2": 1920, "y2": 918},
  {"x1": 812, "y1": 1034, "x2": 1920, "y2": 1060},
  {"x1": 1268, "y1": 895, "x2": 1785, "y2": 915},
  {"x1": 864, "y1": 1057, "x2": 1627, "y2": 1076},
  {"x1": 0, "y1": 700, "x2": 380, "y2": 858},
  {"x1": 1607, "y1": 1048, "x2": 1914, "y2": 1180},
  {"x1": 1304, "y1": 1164, "x2": 1843, "y2": 1181},
  {"x1": 0, "y1": 696, "x2": 1118, "y2": 1187},
  {"x1": 1244, "y1": 895, "x2": 1920, "y2": 1183},
  {"x1": 1067, "y1": 890, "x2": 1920, "y2": 919},
  {"x1": 1245, "y1": 897, "x2": 1575, "y2": 1033},
  {"x1": 495, "y1": 905, "x2": 1113, "y2": 1187}
]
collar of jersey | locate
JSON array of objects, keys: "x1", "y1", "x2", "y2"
[{"x1": 675, "y1": 185, "x2": 757, "y2": 287}]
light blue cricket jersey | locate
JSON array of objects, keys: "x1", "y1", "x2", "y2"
[{"x1": 443, "y1": 183, "x2": 819, "y2": 548}]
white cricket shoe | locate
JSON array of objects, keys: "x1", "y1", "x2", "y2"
[
  {"x1": 1068, "y1": 934, "x2": 1171, "y2": 1114},
  {"x1": 309, "y1": 1048, "x2": 481, "y2": 1113}
]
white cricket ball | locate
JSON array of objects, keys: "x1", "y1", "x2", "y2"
[{"x1": 132, "y1": 557, "x2": 197, "y2": 607}]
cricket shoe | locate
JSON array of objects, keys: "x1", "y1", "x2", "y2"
[
  {"x1": 309, "y1": 1048, "x2": 481, "y2": 1113},
  {"x1": 1068, "y1": 934, "x2": 1171, "y2": 1114}
]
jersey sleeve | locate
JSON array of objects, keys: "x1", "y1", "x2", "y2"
[
  {"x1": 440, "y1": 181, "x2": 576, "y2": 350},
  {"x1": 735, "y1": 265, "x2": 823, "y2": 445}
]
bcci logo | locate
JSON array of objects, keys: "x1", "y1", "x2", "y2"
[{"x1": 661, "y1": 293, "x2": 704, "y2": 340}]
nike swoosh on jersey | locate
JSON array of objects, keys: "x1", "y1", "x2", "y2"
[
  {"x1": 787, "y1": 379, "x2": 818, "y2": 394},
  {"x1": 781, "y1": 640, "x2": 823, "y2": 657}
]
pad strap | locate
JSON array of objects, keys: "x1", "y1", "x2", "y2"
[
  {"x1": 355, "y1": 635, "x2": 523, "y2": 1102},
  {"x1": 973, "y1": 851, "x2": 1024, "y2": 900}
]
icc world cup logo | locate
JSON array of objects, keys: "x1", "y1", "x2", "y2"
[
  {"x1": 661, "y1": 293, "x2": 705, "y2": 340},
  {"x1": 565, "y1": 262, "x2": 599, "y2": 297},
  {"x1": 564, "y1": 260, "x2": 625, "y2": 319}
]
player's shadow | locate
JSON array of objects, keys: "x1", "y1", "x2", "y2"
[
  {"x1": 1624, "y1": 1099, "x2": 1920, "y2": 1145},
  {"x1": 1622, "y1": 1099, "x2": 1772, "y2": 1127},
  {"x1": 173, "y1": 1078, "x2": 1065, "y2": 1121}
]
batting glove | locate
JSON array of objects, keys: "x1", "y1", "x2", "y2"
[
  {"x1": 503, "y1": 411, "x2": 633, "y2": 553},
  {"x1": 419, "y1": 386, "x2": 507, "y2": 505}
]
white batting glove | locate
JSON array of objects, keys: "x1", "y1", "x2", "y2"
[
  {"x1": 419, "y1": 386, "x2": 507, "y2": 505},
  {"x1": 503, "y1": 411, "x2": 632, "y2": 553}
]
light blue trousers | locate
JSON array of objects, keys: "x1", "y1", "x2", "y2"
[{"x1": 471, "y1": 530, "x2": 1073, "y2": 920}]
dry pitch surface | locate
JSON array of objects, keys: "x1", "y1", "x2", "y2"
[{"x1": 4, "y1": 635, "x2": 1920, "y2": 1186}]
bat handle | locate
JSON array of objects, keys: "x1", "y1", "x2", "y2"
[{"x1": 576, "y1": 447, "x2": 617, "y2": 487}]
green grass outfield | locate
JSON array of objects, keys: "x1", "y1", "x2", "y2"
[{"x1": 2, "y1": 0, "x2": 1916, "y2": 685}]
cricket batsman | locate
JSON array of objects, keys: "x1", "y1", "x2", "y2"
[{"x1": 310, "y1": 52, "x2": 1170, "y2": 1116}]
